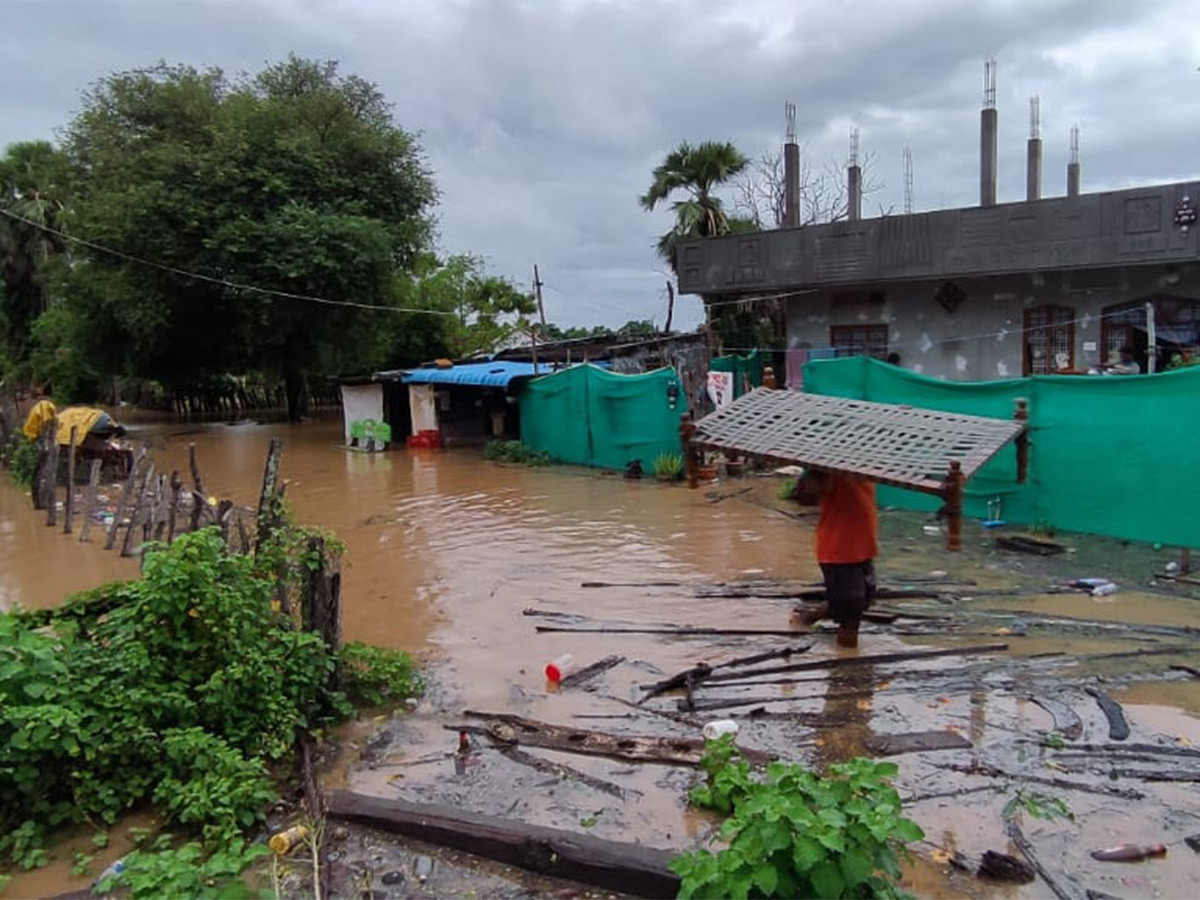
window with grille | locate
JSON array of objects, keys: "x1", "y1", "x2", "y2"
[
  {"x1": 1102, "y1": 297, "x2": 1200, "y2": 371},
  {"x1": 1023, "y1": 305, "x2": 1074, "y2": 374},
  {"x1": 830, "y1": 324, "x2": 889, "y2": 360}
]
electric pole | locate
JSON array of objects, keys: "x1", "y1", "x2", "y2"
[{"x1": 533, "y1": 264, "x2": 546, "y2": 330}]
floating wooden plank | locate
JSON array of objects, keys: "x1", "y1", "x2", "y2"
[
  {"x1": 865, "y1": 730, "x2": 972, "y2": 756},
  {"x1": 691, "y1": 388, "x2": 1026, "y2": 495},
  {"x1": 559, "y1": 655, "x2": 625, "y2": 689},
  {"x1": 459, "y1": 711, "x2": 769, "y2": 767},
  {"x1": 639, "y1": 644, "x2": 812, "y2": 702},
  {"x1": 1025, "y1": 695, "x2": 1083, "y2": 741},
  {"x1": 1086, "y1": 687, "x2": 1130, "y2": 741},
  {"x1": 536, "y1": 625, "x2": 811, "y2": 637},
  {"x1": 703, "y1": 643, "x2": 1010, "y2": 685},
  {"x1": 325, "y1": 791, "x2": 679, "y2": 898},
  {"x1": 498, "y1": 746, "x2": 628, "y2": 798}
]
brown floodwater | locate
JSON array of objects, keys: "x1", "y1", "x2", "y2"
[{"x1": 3, "y1": 415, "x2": 1199, "y2": 899}]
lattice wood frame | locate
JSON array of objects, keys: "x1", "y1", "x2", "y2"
[{"x1": 690, "y1": 388, "x2": 1026, "y2": 495}]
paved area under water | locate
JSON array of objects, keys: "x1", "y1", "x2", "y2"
[{"x1": 2, "y1": 416, "x2": 1198, "y2": 899}]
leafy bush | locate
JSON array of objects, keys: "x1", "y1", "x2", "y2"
[
  {"x1": 339, "y1": 641, "x2": 422, "y2": 707},
  {"x1": 97, "y1": 835, "x2": 267, "y2": 900},
  {"x1": 483, "y1": 439, "x2": 553, "y2": 466},
  {"x1": 2, "y1": 438, "x2": 40, "y2": 486},
  {"x1": 0, "y1": 524, "x2": 416, "y2": 877},
  {"x1": 653, "y1": 452, "x2": 684, "y2": 480},
  {"x1": 672, "y1": 736, "x2": 923, "y2": 900}
]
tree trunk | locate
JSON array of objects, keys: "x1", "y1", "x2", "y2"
[{"x1": 284, "y1": 368, "x2": 308, "y2": 422}]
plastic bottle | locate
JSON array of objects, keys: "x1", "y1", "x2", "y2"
[
  {"x1": 702, "y1": 719, "x2": 740, "y2": 740},
  {"x1": 545, "y1": 653, "x2": 575, "y2": 684},
  {"x1": 94, "y1": 858, "x2": 126, "y2": 887},
  {"x1": 269, "y1": 824, "x2": 311, "y2": 855}
]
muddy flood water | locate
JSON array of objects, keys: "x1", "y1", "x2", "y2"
[{"x1": 3, "y1": 415, "x2": 1199, "y2": 899}]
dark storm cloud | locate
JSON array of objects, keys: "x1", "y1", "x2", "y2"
[{"x1": 3, "y1": 0, "x2": 1198, "y2": 330}]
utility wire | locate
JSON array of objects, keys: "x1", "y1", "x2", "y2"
[{"x1": 0, "y1": 208, "x2": 458, "y2": 316}]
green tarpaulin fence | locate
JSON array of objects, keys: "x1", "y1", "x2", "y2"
[
  {"x1": 520, "y1": 365, "x2": 687, "y2": 470},
  {"x1": 710, "y1": 350, "x2": 764, "y2": 398},
  {"x1": 803, "y1": 356, "x2": 1200, "y2": 547}
]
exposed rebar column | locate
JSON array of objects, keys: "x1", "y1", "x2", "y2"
[
  {"x1": 783, "y1": 101, "x2": 800, "y2": 227},
  {"x1": 1067, "y1": 124, "x2": 1081, "y2": 197},
  {"x1": 980, "y1": 59, "x2": 997, "y2": 207},
  {"x1": 847, "y1": 126, "x2": 862, "y2": 221},
  {"x1": 1026, "y1": 95, "x2": 1042, "y2": 201}
]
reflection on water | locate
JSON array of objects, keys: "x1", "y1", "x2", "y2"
[{"x1": 816, "y1": 658, "x2": 877, "y2": 767}]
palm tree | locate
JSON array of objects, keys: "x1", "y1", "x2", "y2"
[{"x1": 640, "y1": 141, "x2": 750, "y2": 272}]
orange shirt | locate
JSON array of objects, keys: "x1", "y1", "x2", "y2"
[{"x1": 815, "y1": 475, "x2": 878, "y2": 564}]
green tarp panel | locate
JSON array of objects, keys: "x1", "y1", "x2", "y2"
[
  {"x1": 520, "y1": 365, "x2": 688, "y2": 470},
  {"x1": 710, "y1": 351, "x2": 764, "y2": 398},
  {"x1": 803, "y1": 356, "x2": 1200, "y2": 547}
]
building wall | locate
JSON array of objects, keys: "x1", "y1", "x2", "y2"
[{"x1": 786, "y1": 262, "x2": 1199, "y2": 381}]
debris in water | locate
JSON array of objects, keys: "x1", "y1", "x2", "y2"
[
  {"x1": 977, "y1": 849, "x2": 1036, "y2": 883},
  {"x1": 381, "y1": 870, "x2": 405, "y2": 885},
  {"x1": 414, "y1": 855, "x2": 435, "y2": 882},
  {"x1": 1184, "y1": 833, "x2": 1200, "y2": 853},
  {"x1": 1089, "y1": 843, "x2": 1167, "y2": 862}
]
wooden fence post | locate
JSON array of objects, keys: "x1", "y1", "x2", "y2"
[
  {"x1": 106, "y1": 447, "x2": 146, "y2": 551},
  {"x1": 121, "y1": 463, "x2": 155, "y2": 557},
  {"x1": 302, "y1": 535, "x2": 342, "y2": 687},
  {"x1": 254, "y1": 437, "x2": 284, "y2": 552},
  {"x1": 45, "y1": 424, "x2": 60, "y2": 527},
  {"x1": 63, "y1": 427, "x2": 78, "y2": 534},
  {"x1": 78, "y1": 459, "x2": 102, "y2": 543},
  {"x1": 167, "y1": 471, "x2": 183, "y2": 543},
  {"x1": 31, "y1": 420, "x2": 53, "y2": 510},
  {"x1": 680, "y1": 414, "x2": 699, "y2": 489}
]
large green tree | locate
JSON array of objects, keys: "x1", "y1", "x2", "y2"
[
  {"x1": 61, "y1": 57, "x2": 438, "y2": 418},
  {"x1": 639, "y1": 140, "x2": 749, "y2": 272},
  {"x1": 401, "y1": 253, "x2": 536, "y2": 360},
  {"x1": 0, "y1": 141, "x2": 72, "y2": 365}
]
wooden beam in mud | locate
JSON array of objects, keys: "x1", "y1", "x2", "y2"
[
  {"x1": 1085, "y1": 687, "x2": 1130, "y2": 741},
  {"x1": 325, "y1": 790, "x2": 680, "y2": 898},
  {"x1": 702, "y1": 643, "x2": 1010, "y2": 685},
  {"x1": 1024, "y1": 695, "x2": 1083, "y2": 741},
  {"x1": 558, "y1": 654, "x2": 625, "y2": 689},
  {"x1": 535, "y1": 625, "x2": 813, "y2": 638},
  {"x1": 458, "y1": 711, "x2": 770, "y2": 767},
  {"x1": 864, "y1": 730, "x2": 972, "y2": 756}
]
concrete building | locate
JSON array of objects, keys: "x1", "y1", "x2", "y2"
[{"x1": 677, "y1": 69, "x2": 1200, "y2": 383}]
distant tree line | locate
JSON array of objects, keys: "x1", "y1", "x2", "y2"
[{"x1": 0, "y1": 56, "x2": 543, "y2": 420}]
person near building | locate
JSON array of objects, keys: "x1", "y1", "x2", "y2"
[{"x1": 792, "y1": 469, "x2": 878, "y2": 648}]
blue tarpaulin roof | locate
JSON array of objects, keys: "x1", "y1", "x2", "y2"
[{"x1": 399, "y1": 361, "x2": 547, "y2": 388}]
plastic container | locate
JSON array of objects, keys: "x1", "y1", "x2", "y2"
[
  {"x1": 545, "y1": 653, "x2": 576, "y2": 684},
  {"x1": 94, "y1": 858, "x2": 126, "y2": 887},
  {"x1": 702, "y1": 719, "x2": 740, "y2": 740},
  {"x1": 269, "y1": 824, "x2": 311, "y2": 855},
  {"x1": 1091, "y1": 582, "x2": 1118, "y2": 597}
]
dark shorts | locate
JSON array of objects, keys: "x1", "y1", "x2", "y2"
[{"x1": 819, "y1": 560, "x2": 877, "y2": 626}]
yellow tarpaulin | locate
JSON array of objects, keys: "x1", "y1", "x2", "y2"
[{"x1": 22, "y1": 402, "x2": 108, "y2": 447}]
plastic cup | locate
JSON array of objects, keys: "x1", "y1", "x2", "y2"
[{"x1": 545, "y1": 653, "x2": 575, "y2": 684}]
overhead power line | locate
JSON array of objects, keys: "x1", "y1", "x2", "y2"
[{"x1": 0, "y1": 208, "x2": 457, "y2": 316}]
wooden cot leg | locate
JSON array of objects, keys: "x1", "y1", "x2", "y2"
[
  {"x1": 944, "y1": 460, "x2": 964, "y2": 552},
  {"x1": 1014, "y1": 397, "x2": 1029, "y2": 484}
]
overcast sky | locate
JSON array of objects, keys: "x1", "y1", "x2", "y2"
[{"x1": 3, "y1": 0, "x2": 1199, "y2": 331}]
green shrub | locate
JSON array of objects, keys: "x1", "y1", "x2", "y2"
[
  {"x1": 0, "y1": 524, "x2": 416, "y2": 879},
  {"x1": 653, "y1": 452, "x2": 684, "y2": 480},
  {"x1": 339, "y1": 641, "x2": 422, "y2": 707},
  {"x1": 483, "y1": 439, "x2": 553, "y2": 466},
  {"x1": 97, "y1": 835, "x2": 266, "y2": 900},
  {"x1": 2, "y1": 438, "x2": 40, "y2": 486},
  {"x1": 672, "y1": 736, "x2": 923, "y2": 900}
]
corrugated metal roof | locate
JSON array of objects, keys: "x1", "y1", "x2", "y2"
[{"x1": 400, "y1": 361, "x2": 547, "y2": 388}]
